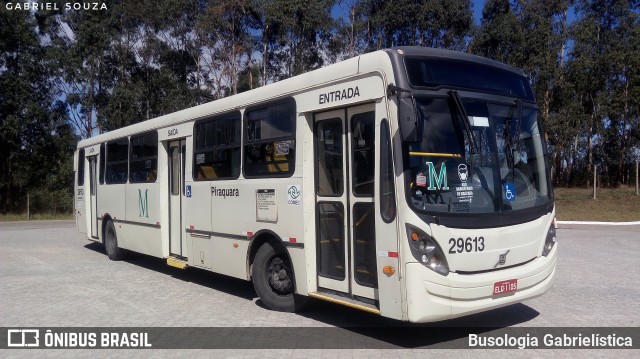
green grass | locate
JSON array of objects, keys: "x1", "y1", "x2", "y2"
[
  {"x1": 0, "y1": 213, "x2": 74, "y2": 222},
  {"x1": 554, "y1": 186, "x2": 640, "y2": 222}
]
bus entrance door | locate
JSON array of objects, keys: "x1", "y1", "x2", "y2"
[
  {"x1": 168, "y1": 139, "x2": 187, "y2": 258},
  {"x1": 314, "y1": 104, "x2": 378, "y2": 303}
]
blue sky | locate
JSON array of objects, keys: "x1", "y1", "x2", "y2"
[{"x1": 473, "y1": 0, "x2": 487, "y2": 23}]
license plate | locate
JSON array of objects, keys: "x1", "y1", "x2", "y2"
[{"x1": 493, "y1": 279, "x2": 518, "y2": 295}]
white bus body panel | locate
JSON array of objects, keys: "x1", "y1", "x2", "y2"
[
  {"x1": 400, "y1": 210, "x2": 557, "y2": 323},
  {"x1": 405, "y1": 244, "x2": 557, "y2": 323},
  {"x1": 121, "y1": 181, "x2": 162, "y2": 257}
]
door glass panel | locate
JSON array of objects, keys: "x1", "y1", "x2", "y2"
[
  {"x1": 317, "y1": 202, "x2": 345, "y2": 280},
  {"x1": 181, "y1": 143, "x2": 186, "y2": 195},
  {"x1": 351, "y1": 112, "x2": 375, "y2": 196},
  {"x1": 170, "y1": 146, "x2": 179, "y2": 195},
  {"x1": 89, "y1": 158, "x2": 96, "y2": 195},
  {"x1": 315, "y1": 118, "x2": 343, "y2": 196},
  {"x1": 353, "y1": 202, "x2": 377, "y2": 288}
]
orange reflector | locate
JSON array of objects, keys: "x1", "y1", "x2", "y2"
[
  {"x1": 233, "y1": 243, "x2": 238, "y2": 248},
  {"x1": 383, "y1": 266, "x2": 395, "y2": 276},
  {"x1": 411, "y1": 232, "x2": 419, "y2": 241}
]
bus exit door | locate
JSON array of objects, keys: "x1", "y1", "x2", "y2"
[
  {"x1": 168, "y1": 139, "x2": 187, "y2": 258},
  {"x1": 314, "y1": 104, "x2": 378, "y2": 301}
]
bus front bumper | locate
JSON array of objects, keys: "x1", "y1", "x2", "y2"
[{"x1": 405, "y1": 245, "x2": 557, "y2": 323}]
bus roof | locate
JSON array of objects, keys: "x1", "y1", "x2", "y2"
[{"x1": 387, "y1": 46, "x2": 526, "y2": 77}]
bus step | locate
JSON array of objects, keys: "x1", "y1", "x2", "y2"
[
  {"x1": 167, "y1": 257, "x2": 188, "y2": 269},
  {"x1": 308, "y1": 291, "x2": 380, "y2": 315}
]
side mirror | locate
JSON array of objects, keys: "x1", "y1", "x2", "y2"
[{"x1": 398, "y1": 95, "x2": 418, "y2": 142}]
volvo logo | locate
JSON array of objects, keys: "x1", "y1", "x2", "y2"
[{"x1": 494, "y1": 250, "x2": 510, "y2": 268}]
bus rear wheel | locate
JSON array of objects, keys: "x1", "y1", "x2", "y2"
[
  {"x1": 252, "y1": 241, "x2": 306, "y2": 312},
  {"x1": 104, "y1": 220, "x2": 125, "y2": 261}
]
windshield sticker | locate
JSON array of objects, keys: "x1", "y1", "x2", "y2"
[
  {"x1": 457, "y1": 164, "x2": 468, "y2": 183},
  {"x1": 504, "y1": 182, "x2": 516, "y2": 202},
  {"x1": 455, "y1": 185, "x2": 473, "y2": 204},
  {"x1": 469, "y1": 116, "x2": 489, "y2": 127},
  {"x1": 426, "y1": 162, "x2": 449, "y2": 191},
  {"x1": 455, "y1": 164, "x2": 473, "y2": 203},
  {"x1": 416, "y1": 172, "x2": 427, "y2": 187}
]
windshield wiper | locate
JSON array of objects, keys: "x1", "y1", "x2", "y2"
[
  {"x1": 448, "y1": 91, "x2": 479, "y2": 154},
  {"x1": 506, "y1": 99, "x2": 523, "y2": 170}
]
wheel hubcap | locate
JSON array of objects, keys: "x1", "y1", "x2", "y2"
[{"x1": 267, "y1": 256, "x2": 293, "y2": 295}]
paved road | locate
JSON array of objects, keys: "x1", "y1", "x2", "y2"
[{"x1": 0, "y1": 220, "x2": 638, "y2": 357}]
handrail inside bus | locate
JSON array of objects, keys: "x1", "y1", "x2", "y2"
[{"x1": 408, "y1": 152, "x2": 462, "y2": 158}]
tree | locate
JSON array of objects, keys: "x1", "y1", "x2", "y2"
[
  {"x1": 255, "y1": 0, "x2": 336, "y2": 81},
  {"x1": 198, "y1": 0, "x2": 256, "y2": 97},
  {"x1": 357, "y1": 0, "x2": 473, "y2": 51},
  {"x1": 0, "y1": 6, "x2": 77, "y2": 213},
  {"x1": 471, "y1": 0, "x2": 525, "y2": 65},
  {"x1": 566, "y1": 0, "x2": 640, "y2": 186}
]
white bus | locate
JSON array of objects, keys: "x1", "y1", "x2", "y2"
[{"x1": 74, "y1": 47, "x2": 557, "y2": 323}]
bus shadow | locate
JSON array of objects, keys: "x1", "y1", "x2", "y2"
[
  {"x1": 83, "y1": 242, "x2": 256, "y2": 301},
  {"x1": 293, "y1": 299, "x2": 540, "y2": 348},
  {"x1": 84, "y1": 241, "x2": 539, "y2": 348}
]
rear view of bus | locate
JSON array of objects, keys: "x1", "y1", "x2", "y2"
[{"x1": 387, "y1": 48, "x2": 557, "y2": 322}]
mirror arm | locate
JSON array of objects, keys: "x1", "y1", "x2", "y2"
[{"x1": 387, "y1": 84, "x2": 412, "y2": 98}]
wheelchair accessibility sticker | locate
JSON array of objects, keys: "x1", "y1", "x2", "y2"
[{"x1": 503, "y1": 182, "x2": 515, "y2": 202}]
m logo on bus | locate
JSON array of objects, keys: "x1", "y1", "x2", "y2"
[
  {"x1": 426, "y1": 162, "x2": 449, "y2": 191},
  {"x1": 138, "y1": 189, "x2": 149, "y2": 218}
]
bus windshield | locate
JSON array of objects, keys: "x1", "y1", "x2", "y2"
[{"x1": 405, "y1": 96, "x2": 551, "y2": 214}]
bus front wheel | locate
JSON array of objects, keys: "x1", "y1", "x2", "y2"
[
  {"x1": 252, "y1": 241, "x2": 305, "y2": 312},
  {"x1": 104, "y1": 220, "x2": 125, "y2": 261}
]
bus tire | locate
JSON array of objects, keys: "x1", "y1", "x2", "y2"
[
  {"x1": 252, "y1": 241, "x2": 306, "y2": 312},
  {"x1": 104, "y1": 220, "x2": 125, "y2": 261}
]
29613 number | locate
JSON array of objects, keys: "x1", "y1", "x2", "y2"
[{"x1": 448, "y1": 237, "x2": 485, "y2": 254}]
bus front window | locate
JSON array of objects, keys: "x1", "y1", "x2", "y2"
[{"x1": 405, "y1": 97, "x2": 551, "y2": 215}]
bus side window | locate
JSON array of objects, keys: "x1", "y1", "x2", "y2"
[
  {"x1": 193, "y1": 112, "x2": 241, "y2": 181},
  {"x1": 129, "y1": 131, "x2": 158, "y2": 184},
  {"x1": 105, "y1": 138, "x2": 129, "y2": 184},
  {"x1": 77, "y1": 148, "x2": 85, "y2": 186},
  {"x1": 243, "y1": 98, "x2": 296, "y2": 178}
]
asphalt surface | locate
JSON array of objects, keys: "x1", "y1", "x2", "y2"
[{"x1": 0, "y1": 220, "x2": 638, "y2": 357}]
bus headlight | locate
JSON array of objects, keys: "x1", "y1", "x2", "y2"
[
  {"x1": 406, "y1": 224, "x2": 449, "y2": 276},
  {"x1": 542, "y1": 220, "x2": 556, "y2": 257}
]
